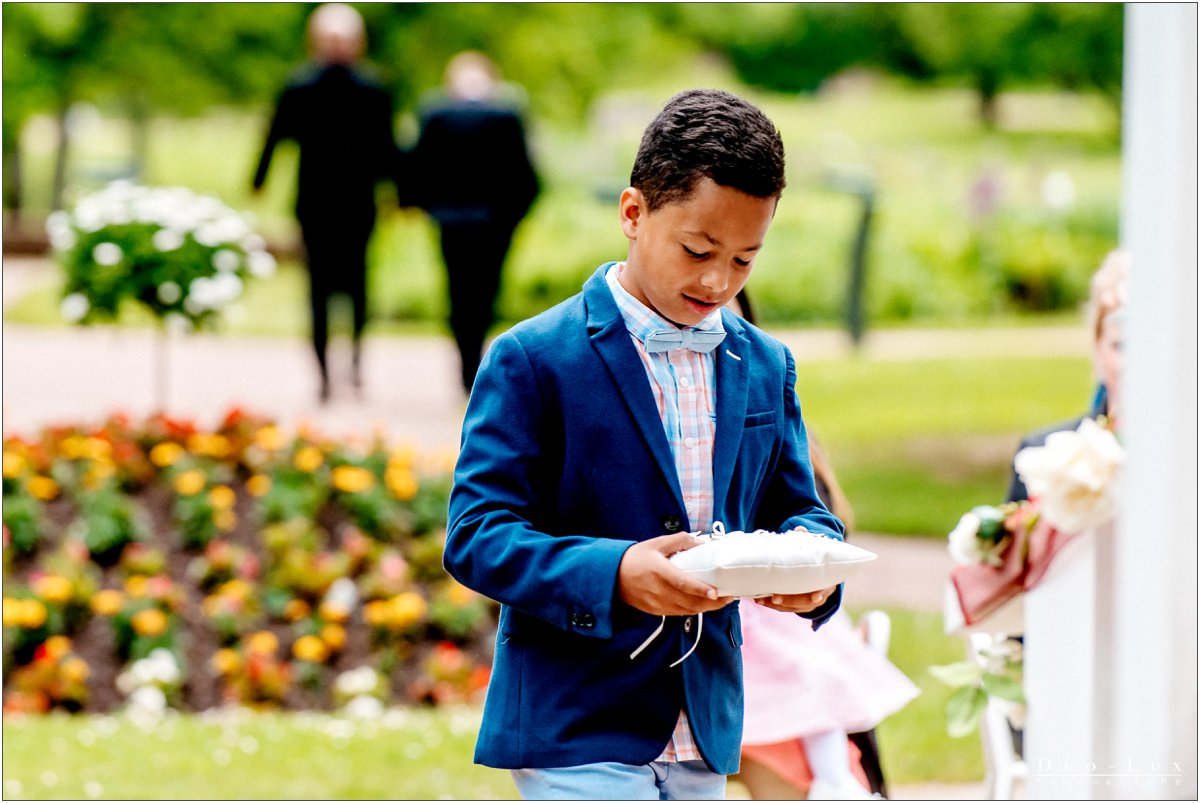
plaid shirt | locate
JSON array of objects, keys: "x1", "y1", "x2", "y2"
[{"x1": 606, "y1": 263, "x2": 723, "y2": 763}]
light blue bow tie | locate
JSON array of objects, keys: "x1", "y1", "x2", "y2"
[{"x1": 643, "y1": 328, "x2": 726, "y2": 354}]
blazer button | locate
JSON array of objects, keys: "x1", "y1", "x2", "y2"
[
  {"x1": 683, "y1": 617, "x2": 693, "y2": 633},
  {"x1": 662, "y1": 515, "x2": 682, "y2": 533}
]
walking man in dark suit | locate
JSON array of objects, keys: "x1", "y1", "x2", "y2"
[
  {"x1": 408, "y1": 52, "x2": 539, "y2": 395},
  {"x1": 252, "y1": 3, "x2": 398, "y2": 403}
]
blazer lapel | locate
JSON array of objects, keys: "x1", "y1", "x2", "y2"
[
  {"x1": 713, "y1": 310, "x2": 750, "y2": 518},
  {"x1": 584, "y1": 267, "x2": 686, "y2": 510}
]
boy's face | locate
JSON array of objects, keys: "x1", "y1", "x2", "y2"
[{"x1": 618, "y1": 178, "x2": 776, "y2": 328}]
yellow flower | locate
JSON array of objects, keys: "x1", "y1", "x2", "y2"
[
  {"x1": 319, "y1": 623, "x2": 347, "y2": 652},
  {"x1": 246, "y1": 474, "x2": 272, "y2": 497},
  {"x1": 43, "y1": 635, "x2": 73, "y2": 659},
  {"x1": 81, "y1": 461, "x2": 115, "y2": 490},
  {"x1": 201, "y1": 594, "x2": 223, "y2": 618},
  {"x1": 219, "y1": 579, "x2": 252, "y2": 601},
  {"x1": 246, "y1": 630, "x2": 278, "y2": 656},
  {"x1": 82, "y1": 437, "x2": 112, "y2": 460},
  {"x1": 363, "y1": 600, "x2": 389, "y2": 628},
  {"x1": 388, "y1": 442, "x2": 418, "y2": 470},
  {"x1": 149, "y1": 441, "x2": 185, "y2": 467},
  {"x1": 208, "y1": 485, "x2": 236, "y2": 510},
  {"x1": 211, "y1": 648, "x2": 242, "y2": 676},
  {"x1": 19, "y1": 599, "x2": 47, "y2": 629},
  {"x1": 60, "y1": 656, "x2": 90, "y2": 684},
  {"x1": 446, "y1": 580, "x2": 478, "y2": 608},
  {"x1": 213, "y1": 509, "x2": 237, "y2": 532},
  {"x1": 292, "y1": 634, "x2": 329, "y2": 664},
  {"x1": 3, "y1": 450, "x2": 25, "y2": 478},
  {"x1": 385, "y1": 467, "x2": 419, "y2": 501},
  {"x1": 293, "y1": 446, "x2": 323, "y2": 473},
  {"x1": 90, "y1": 589, "x2": 125, "y2": 617},
  {"x1": 187, "y1": 433, "x2": 231, "y2": 459},
  {"x1": 173, "y1": 469, "x2": 206, "y2": 497},
  {"x1": 131, "y1": 608, "x2": 169, "y2": 637},
  {"x1": 388, "y1": 592, "x2": 427, "y2": 630},
  {"x1": 317, "y1": 600, "x2": 351, "y2": 623},
  {"x1": 124, "y1": 575, "x2": 149, "y2": 599},
  {"x1": 59, "y1": 435, "x2": 88, "y2": 460},
  {"x1": 331, "y1": 465, "x2": 375, "y2": 494},
  {"x1": 254, "y1": 425, "x2": 286, "y2": 452},
  {"x1": 33, "y1": 575, "x2": 73, "y2": 605},
  {"x1": 26, "y1": 475, "x2": 60, "y2": 502},
  {"x1": 283, "y1": 599, "x2": 311, "y2": 622},
  {"x1": 3, "y1": 597, "x2": 22, "y2": 627}
]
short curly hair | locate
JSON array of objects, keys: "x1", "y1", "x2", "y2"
[{"x1": 630, "y1": 89, "x2": 786, "y2": 212}]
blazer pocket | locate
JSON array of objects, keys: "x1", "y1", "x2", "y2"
[
  {"x1": 728, "y1": 614, "x2": 744, "y2": 647},
  {"x1": 744, "y1": 411, "x2": 776, "y2": 428}
]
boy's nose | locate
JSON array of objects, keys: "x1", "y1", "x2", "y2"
[{"x1": 699, "y1": 267, "x2": 729, "y2": 296}]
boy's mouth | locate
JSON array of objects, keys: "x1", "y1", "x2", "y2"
[{"x1": 682, "y1": 294, "x2": 719, "y2": 313}]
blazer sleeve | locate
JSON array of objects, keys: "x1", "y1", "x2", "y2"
[
  {"x1": 754, "y1": 345, "x2": 846, "y2": 628},
  {"x1": 252, "y1": 85, "x2": 297, "y2": 191},
  {"x1": 444, "y1": 332, "x2": 634, "y2": 640}
]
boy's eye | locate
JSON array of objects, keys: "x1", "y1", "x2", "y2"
[
  {"x1": 733, "y1": 257, "x2": 751, "y2": 267},
  {"x1": 682, "y1": 245, "x2": 709, "y2": 260}
]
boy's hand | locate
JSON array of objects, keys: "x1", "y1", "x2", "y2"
[
  {"x1": 753, "y1": 586, "x2": 837, "y2": 614},
  {"x1": 618, "y1": 533, "x2": 732, "y2": 616}
]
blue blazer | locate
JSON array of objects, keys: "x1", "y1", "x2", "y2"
[{"x1": 444, "y1": 264, "x2": 845, "y2": 774}]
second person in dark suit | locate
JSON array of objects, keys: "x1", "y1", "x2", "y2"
[
  {"x1": 408, "y1": 51, "x2": 539, "y2": 395},
  {"x1": 252, "y1": 3, "x2": 399, "y2": 403}
]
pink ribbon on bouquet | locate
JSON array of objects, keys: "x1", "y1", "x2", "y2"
[{"x1": 949, "y1": 501, "x2": 1079, "y2": 627}]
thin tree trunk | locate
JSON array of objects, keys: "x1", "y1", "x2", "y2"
[{"x1": 51, "y1": 103, "x2": 71, "y2": 211}]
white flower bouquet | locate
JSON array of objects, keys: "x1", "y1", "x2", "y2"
[{"x1": 47, "y1": 181, "x2": 276, "y2": 330}]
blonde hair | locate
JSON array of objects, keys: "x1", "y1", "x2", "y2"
[{"x1": 1087, "y1": 249, "x2": 1129, "y2": 342}]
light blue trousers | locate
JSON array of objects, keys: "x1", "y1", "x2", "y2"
[{"x1": 511, "y1": 760, "x2": 726, "y2": 800}]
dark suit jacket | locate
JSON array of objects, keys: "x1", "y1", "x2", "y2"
[
  {"x1": 443, "y1": 264, "x2": 844, "y2": 773},
  {"x1": 253, "y1": 63, "x2": 397, "y2": 226},
  {"x1": 408, "y1": 97, "x2": 538, "y2": 227}
]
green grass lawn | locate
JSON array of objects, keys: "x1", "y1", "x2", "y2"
[{"x1": 1, "y1": 607, "x2": 980, "y2": 799}]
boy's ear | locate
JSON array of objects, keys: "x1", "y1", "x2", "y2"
[{"x1": 618, "y1": 187, "x2": 645, "y2": 240}]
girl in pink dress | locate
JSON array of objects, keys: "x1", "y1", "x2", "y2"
[{"x1": 738, "y1": 436, "x2": 919, "y2": 800}]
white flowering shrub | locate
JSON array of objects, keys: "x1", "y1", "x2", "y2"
[{"x1": 47, "y1": 181, "x2": 276, "y2": 330}]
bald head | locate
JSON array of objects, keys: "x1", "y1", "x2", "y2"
[{"x1": 308, "y1": 3, "x2": 365, "y2": 64}]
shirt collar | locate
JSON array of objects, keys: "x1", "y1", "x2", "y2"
[{"x1": 604, "y1": 263, "x2": 725, "y2": 347}]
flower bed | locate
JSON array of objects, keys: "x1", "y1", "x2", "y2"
[{"x1": 2, "y1": 409, "x2": 494, "y2": 717}]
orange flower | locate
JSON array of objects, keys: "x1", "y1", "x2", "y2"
[
  {"x1": 211, "y1": 648, "x2": 241, "y2": 676},
  {"x1": 149, "y1": 441, "x2": 185, "y2": 467},
  {"x1": 388, "y1": 442, "x2": 418, "y2": 471},
  {"x1": 385, "y1": 467, "x2": 419, "y2": 501},
  {"x1": 213, "y1": 509, "x2": 237, "y2": 532},
  {"x1": 124, "y1": 575, "x2": 149, "y2": 599},
  {"x1": 32, "y1": 575, "x2": 74, "y2": 605},
  {"x1": 331, "y1": 465, "x2": 375, "y2": 494},
  {"x1": 283, "y1": 599, "x2": 311, "y2": 622},
  {"x1": 246, "y1": 474, "x2": 272, "y2": 497},
  {"x1": 208, "y1": 485, "x2": 237, "y2": 510},
  {"x1": 317, "y1": 600, "x2": 351, "y2": 624},
  {"x1": 187, "y1": 433, "x2": 231, "y2": 459},
  {"x1": 43, "y1": 635, "x2": 73, "y2": 660},
  {"x1": 131, "y1": 608, "x2": 169, "y2": 637},
  {"x1": 292, "y1": 635, "x2": 329, "y2": 663},
  {"x1": 293, "y1": 446, "x2": 323, "y2": 473},
  {"x1": 26, "y1": 476, "x2": 59, "y2": 501},
  {"x1": 60, "y1": 656, "x2": 90, "y2": 684},
  {"x1": 246, "y1": 630, "x2": 278, "y2": 656},
  {"x1": 254, "y1": 425, "x2": 286, "y2": 452},
  {"x1": 3, "y1": 450, "x2": 25, "y2": 478},
  {"x1": 3, "y1": 597, "x2": 22, "y2": 627},
  {"x1": 90, "y1": 589, "x2": 125, "y2": 616},
  {"x1": 363, "y1": 600, "x2": 389, "y2": 628},
  {"x1": 173, "y1": 469, "x2": 206, "y2": 497},
  {"x1": 319, "y1": 623, "x2": 347, "y2": 652},
  {"x1": 388, "y1": 592, "x2": 427, "y2": 630},
  {"x1": 17, "y1": 599, "x2": 47, "y2": 629}
]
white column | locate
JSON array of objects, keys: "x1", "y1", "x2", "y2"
[
  {"x1": 1024, "y1": 532, "x2": 1099, "y2": 800},
  {"x1": 1093, "y1": 3, "x2": 1198, "y2": 800}
]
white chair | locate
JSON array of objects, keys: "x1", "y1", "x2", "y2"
[{"x1": 968, "y1": 632, "x2": 1028, "y2": 800}]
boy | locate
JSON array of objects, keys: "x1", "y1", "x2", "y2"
[{"x1": 444, "y1": 88, "x2": 845, "y2": 800}]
